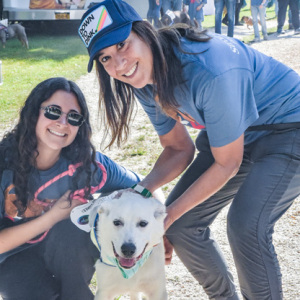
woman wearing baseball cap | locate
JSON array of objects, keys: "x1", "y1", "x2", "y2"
[{"x1": 79, "y1": 1, "x2": 300, "y2": 299}]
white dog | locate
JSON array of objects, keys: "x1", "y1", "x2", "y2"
[{"x1": 90, "y1": 191, "x2": 168, "y2": 300}]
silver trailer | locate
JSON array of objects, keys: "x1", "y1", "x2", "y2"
[{"x1": 1, "y1": 0, "x2": 148, "y2": 22}]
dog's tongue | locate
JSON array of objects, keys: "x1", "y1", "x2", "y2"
[{"x1": 118, "y1": 257, "x2": 136, "y2": 268}]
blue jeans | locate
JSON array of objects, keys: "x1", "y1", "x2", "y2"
[
  {"x1": 162, "y1": 0, "x2": 183, "y2": 14},
  {"x1": 0, "y1": 220, "x2": 99, "y2": 300},
  {"x1": 251, "y1": 5, "x2": 268, "y2": 39},
  {"x1": 172, "y1": 0, "x2": 183, "y2": 10},
  {"x1": 147, "y1": 0, "x2": 162, "y2": 28},
  {"x1": 277, "y1": 0, "x2": 300, "y2": 31},
  {"x1": 166, "y1": 129, "x2": 300, "y2": 299},
  {"x1": 189, "y1": 2, "x2": 204, "y2": 29},
  {"x1": 214, "y1": 0, "x2": 236, "y2": 37}
]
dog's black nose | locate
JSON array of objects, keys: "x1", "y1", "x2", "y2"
[{"x1": 121, "y1": 243, "x2": 136, "y2": 257}]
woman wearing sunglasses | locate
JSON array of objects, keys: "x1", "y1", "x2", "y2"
[{"x1": 0, "y1": 77, "x2": 142, "y2": 299}]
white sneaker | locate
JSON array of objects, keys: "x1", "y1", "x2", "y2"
[{"x1": 252, "y1": 37, "x2": 261, "y2": 43}]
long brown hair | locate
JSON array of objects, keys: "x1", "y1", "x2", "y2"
[
  {"x1": 95, "y1": 21, "x2": 211, "y2": 148},
  {"x1": 0, "y1": 77, "x2": 97, "y2": 212}
]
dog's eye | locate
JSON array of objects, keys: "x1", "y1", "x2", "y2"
[
  {"x1": 138, "y1": 221, "x2": 148, "y2": 228},
  {"x1": 113, "y1": 219, "x2": 123, "y2": 227}
]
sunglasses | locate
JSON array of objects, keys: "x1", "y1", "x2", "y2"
[{"x1": 40, "y1": 105, "x2": 85, "y2": 127}]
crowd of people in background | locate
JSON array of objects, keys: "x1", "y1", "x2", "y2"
[
  {"x1": 147, "y1": 0, "x2": 207, "y2": 29},
  {"x1": 147, "y1": 0, "x2": 300, "y2": 39}
]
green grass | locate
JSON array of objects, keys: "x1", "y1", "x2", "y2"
[{"x1": 0, "y1": 32, "x2": 89, "y2": 126}]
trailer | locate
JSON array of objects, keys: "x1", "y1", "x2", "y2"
[{"x1": 1, "y1": 0, "x2": 148, "y2": 23}]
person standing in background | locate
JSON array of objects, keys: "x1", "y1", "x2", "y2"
[
  {"x1": 147, "y1": 0, "x2": 162, "y2": 28},
  {"x1": 250, "y1": 0, "x2": 269, "y2": 42},
  {"x1": 214, "y1": 0, "x2": 236, "y2": 36},
  {"x1": 187, "y1": 0, "x2": 207, "y2": 30},
  {"x1": 277, "y1": 0, "x2": 300, "y2": 34},
  {"x1": 162, "y1": 0, "x2": 183, "y2": 14},
  {"x1": 222, "y1": 0, "x2": 245, "y2": 26}
]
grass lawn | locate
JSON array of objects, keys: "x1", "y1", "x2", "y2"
[{"x1": 0, "y1": 30, "x2": 89, "y2": 127}]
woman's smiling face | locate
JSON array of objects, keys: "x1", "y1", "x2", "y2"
[
  {"x1": 97, "y1": 32, "x2": 154, "y2": 89},
  {"x1": 35, "y1": 90, "x2": 81, "y2": 157}
]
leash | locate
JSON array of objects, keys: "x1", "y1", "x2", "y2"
[
  {"x1": 34, "y1": 161, "x2": 107, "y2": 206},
  {"x1": 26, "y1": 161, "x2": 107, "y2": 244}
]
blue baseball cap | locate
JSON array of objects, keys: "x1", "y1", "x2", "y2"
[{"x1": 78, "y1": 0, "x2": 142, "y2": 72}]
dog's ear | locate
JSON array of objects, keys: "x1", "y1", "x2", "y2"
[
  {"x1": 88, "y1": 206, "x2": 100, "y2": 228},
  {"x1": 154, "y1": 204, "x2": 167, "y2": 221},
  {"x1": 88, "y1": 204, "x2": 110, "y2": 227},
  {"x1": 97, "y1": 202, "x2": 110, "y2": 217}
]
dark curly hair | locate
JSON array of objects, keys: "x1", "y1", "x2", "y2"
[
  {"x1": 95, "y1": 21, "x2": 211, "y2": 148},
  {"x1": 0, "y1": 77, "x2": 97, "y2": 213}
]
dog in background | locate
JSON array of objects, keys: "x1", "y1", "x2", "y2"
[
  {"x1": 158, "y1": 9, "x2": 199, "y2": 28},
  {"x1": 0, "y1": 23, "x2": 29, "y2": 49},
  {"x1": 241, "y1": 16, "x2": 261, "y2": 30},
  {"x1": 91, "y1": 191, "x2": 167, "y2": 300}
]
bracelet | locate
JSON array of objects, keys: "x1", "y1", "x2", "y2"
[{"x1": 131, "y1": 184, "x2": 152, "y2": 198}]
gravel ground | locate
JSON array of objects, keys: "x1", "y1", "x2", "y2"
[{"x1": 75, "y1": 26, "x2": 300, "y2": 300}]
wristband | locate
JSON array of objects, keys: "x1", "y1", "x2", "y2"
[{"x1": 131, "y1": 184, "x2": 152, "y2": 198}]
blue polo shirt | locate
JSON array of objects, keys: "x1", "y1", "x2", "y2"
[{"x1": 134, "y1": 34, "x2": 300, "y2": 147}]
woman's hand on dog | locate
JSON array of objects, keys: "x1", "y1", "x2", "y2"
[
  {"x1": 164, "y1": 211, "x2": 175, "y2": 264},
  {"x1": 164, "y1": 236, "x2": 174, "y2": 265}
]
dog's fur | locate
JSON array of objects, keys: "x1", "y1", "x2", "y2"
[
  {"x1": 92, "y1": 191, "x2": 167, "y2": 300},
  {"x1": 158, "y1": 10, "x2": 199, "y2": 28},
  {"x1": 0, "y1": 23, "x2": 29, "y2": 49},
  {"x1": 241, "y1": 16, "x2": 261, "y2": 30}
]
